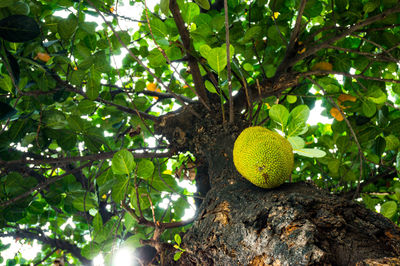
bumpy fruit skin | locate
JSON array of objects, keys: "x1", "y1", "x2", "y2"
[{"x1": 233, "y1": 126, "x2": 294, "y2": 188}]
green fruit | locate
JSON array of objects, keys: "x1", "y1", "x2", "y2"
[{"x1": 233, "y1": 126, "x2": 294, "y2": 188}]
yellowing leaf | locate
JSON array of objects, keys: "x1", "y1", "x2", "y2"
[
  {"x1": 338, "y1": 94, "x2": 357, "y2": 109},
  {"x1": 147, "y1": 83, "x2": 157, "y2": 91},
  {"x1": 35, "y1": 52, "x2": 51, "y2": 62},
  {"x1": 312, "y1": 62, "x2": 333, "y2": 71},
  {"x1": 273, "y1": 12, "x2": 280, "y2": 19},
  {"x1": 330, "y1": 107, "x2": 344, "y2": 121}
]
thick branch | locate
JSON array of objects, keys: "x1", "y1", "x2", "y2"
[
  {"x1": 275, "y1": 0, "x2": 308, "y2": 75},
  {"x1": 169, "y1": 0, "x2": 209, "y2": 107},
  {"x1": 286, "y1": 5, "x2": 400, "y2": 70}
]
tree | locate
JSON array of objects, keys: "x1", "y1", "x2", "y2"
[{"x1": 0, "y1": 0, "x2": 400, "y2": 264}]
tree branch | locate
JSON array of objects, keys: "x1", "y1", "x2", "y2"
[
  {"x1": 169, "y1": 0, "x2": 210, "y2": 108},
  {"x1": 301, "y1": 70, "x2": 400, "y2": 84},
  {"x1": 0, "y1": 149, "x2": 172, "y2": 167},
  {"x1": 275, "y1": 0, "x2": 307, "y2": 75},
  {"x1": 287, "y1": 5, "x2": 400, "y2": 70},
  {"x1": 326, "y1": 45, "x2": 399, "y2": 63},
  {"x1": 0, "y1": 162, "x2": 92, "y2": 208},
  {"x1": 0, "y1": 229, "x2": 91, "y2": 264}
]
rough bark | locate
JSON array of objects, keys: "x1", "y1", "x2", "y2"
[{"x1": 159, "y1": 127, "x2": 400, "y2": 265}]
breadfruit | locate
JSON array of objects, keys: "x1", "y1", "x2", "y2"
[{"x1": 233, "y1": 126, "x2": 294, "y2": 188}]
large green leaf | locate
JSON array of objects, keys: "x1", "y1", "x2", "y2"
[
  {"x1": 86, "y1": 71, "x2": 100, "y2": 100},
  {"x1": 111, "y1": 175, "x2": 130, "y2": 203},
  {"x1": 207, "y1": 47, "x2": 227, "y2": 73},
  {"x1": 182, "y1": 2, "x2": 200, "y2": 24},
  {"x1": 137, "y1": 159, "x2": 155, "y2": 179},
  {"x1": 380, "y1": 201, "x2": 397, "y2": 219},
  {"x1": 295, "y1": 148, "x2": 326, "y2": 158},
  {"x1": 58, "y1": 13, "x2": 78, "y2": 40},
  {"x1": 0, "y1": 15, "x2": 40, "y2": 42},
  {"x1": 269, "y1": 104, "x2": 289, "y2": 130},
  {"x1": 112, "y1": 149, "x2": 135, "y2": 175}
]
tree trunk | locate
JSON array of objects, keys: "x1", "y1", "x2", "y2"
[{"x1": 161, "y1": 128, "x2": 400, "y2": 265}]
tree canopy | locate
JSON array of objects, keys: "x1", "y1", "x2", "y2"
[{"x1": 0, "y1": 0, "x2": 400, "y2": 264}]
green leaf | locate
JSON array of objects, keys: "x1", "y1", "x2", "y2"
[
  {"x1": 304, "y1": 0, "x2": 323, "y2": 17},
  {"x1": 137, "y1": 159, "x2": 155, "y2": 179},
  {"x1": 363, "y1": 1, "x2": 379, "y2": 13},
  {"x1": 130, "y1": 187, "x2": 151, "y2": 211},
  {"x1": 111, "y1": 175, "x2": 129, "y2": 203},
  {"x1": 384, "y1": 135, "x2": 400, "y2": 151},
  {"x1": 267, "y1": 25, "x2": 287, "y2": 43},
  {"x1": 93, "y1": 213, "x2": 103, "y2": 233},
  {"x1": 125, "y1": 233, "x2": 145, "y2": 248},
  {"x1": 288, "y1": 105, "x2": 310, "y2": 125},
  {"x1": 195, "y1": 0, "x2": 210, "y2": 10},
  {"x1": 56, "y1": 130, "x2": 77, "y2": 151},
  {"x1": 328, "y1": 159, "x2": 340, "y2": 176},
  {"x1": 67, "y1": 115, "x2": 85, "y2": 132},
  {"x1": 205, "y1": 80, "x2": 217, "y2": 94},
  {"x1": 72, "y1": 194, "x2": 97, "y2": 212},
  {"x1": 174, "y1": 234, "x2": 182, "y2": 245},
  {"x1": 269, "y1": 104, "x2": 289, "y2": 130},
  {"x1": 28, "y1": 201, "x2": 46, "y2": 214},
  {"x1": 112, "y1": 149, "x2": 135, "y2": 175},
  {"x1": 373, "y1": 136, "x2": 386, "y2": 157},
  {"x1": 0, "y1": 15, "x2": 40, "y2": 42},
  {"x1": 182, "y1": 2, "x2": 200, "y2": 24},
  {"x1": 78, "y1": 100, "x2": 97, "y2": 115},
  {"x1": 242, "y1": 26, "x2": 262, "y2": 42},
  {"x1": 287, "y1": 121, "x2": 308, "y2": 137},
  {"x1": 81, "y1": 243, "x2": 101, "y2": 260},
  {"x1": 58, "y1": 13, "x2": 78, "y2": 40},
  {"x1": 97, "y1": 168, "x2": 114, "y2": 186},
  {"x1": 148, "y1": 49, "x2": 166, "y2": 68},
  {"x1": 287, "y1": 136, "x2": 305, "y2": 149},
  {"x1": 93, "y1": 51, "x2": 111, "y2": 73},
  {"x1": 287, "y1": 95, "x2": 297, "y2": 104},
  {"x1": 362, "y1": 100, "x2": 376, "y2": 118},
  {"x1": 86, "y1": 72, "x2": 100, "y2": 100},
  {"x1": 149, "y1": 17, "x2": 168, "y2": 38},
  {"x1": 199, "y1": 44, "x2": 212, "y2": 58},
  {"x1": 174, "y1": 251, "x2": 183, "y2": 261},
  {"x1": 208, "y1": 47, "x2": 227, "y2": 73},
  {"x1": 160, "y1": 0, "x2": 169, "y2": 15},
  {"x1": 294, "y1": 148, "x2": 326, "y2": 158},
  {"x1": 366, "y1": 89, "x2": 387, "y2": 104},
  {"x1": 380, "y1": 201, "x2": 397, "y2": 219},
  {"x1": 0, "y1": 74, "x2": 13, "y2": 94}
]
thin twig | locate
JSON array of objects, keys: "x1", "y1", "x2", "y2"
[
  {"x1": 301, "y1": 70, "x2": 400, "y2": 84},
  {"x1": 224, "y1": 0, "x2": 233, "y2": 123},
  {"x1": 0, "y1": 149, "x2": 171, "y2": 166}
]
